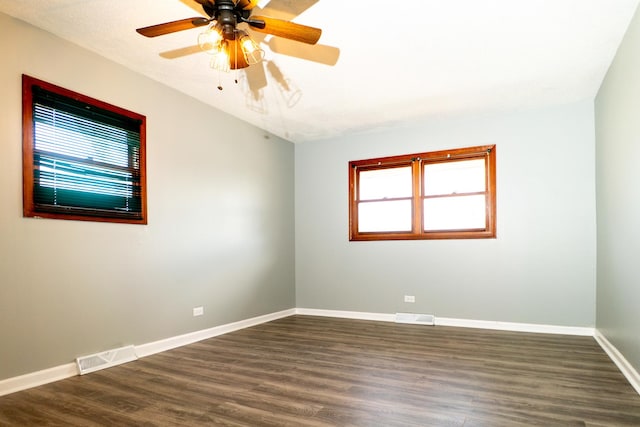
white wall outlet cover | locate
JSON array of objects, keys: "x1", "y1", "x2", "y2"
[
  {"x1": 404, "y1": 295, "x2": 416, "y2": 303},
  {"x1": 193, "y1": 306, "x2": 204, "y2": 316}
]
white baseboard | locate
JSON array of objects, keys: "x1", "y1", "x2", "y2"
[
  {"x1": 295, "y1": 308, "x2": 395, "y2": 322},
  {"x1": 295, "y1": 308, "x2": 594, "y2": 336},
  {"x1": 0, "y1": 308, "x2": 295, "y2": 397},
  {"x1": 594, "y1": 330, "x2": 640, "y2": 395},
  {"x1": 135, "y1": 308, "x2": 295, "y2": 358},
  {"x1": 435, "y1": 316, "x2": 595, "y2": 336},
  {"x1": 0, "y1": 363, "x2": 78, "y2": 397}
]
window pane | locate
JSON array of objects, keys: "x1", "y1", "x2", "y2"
[
  {"x1": 359, "y1": 166, "x2": 412, "y2": 200},
  {"x1": 359, "y1": 200, "x2": 412, "y2": 232},
  {"x1": 424, "y1": 159, "x2": 485, "y2": 196},
  {"x1": 35, "y1": 154, "x2": 139, "y2": 212},
  {"x1": 34, "y1": 105, "x2": 133, "y2": 167},
  {"x1": 423, "y1": 195, "x2": 486, "y2": 231},
  {"x1": 32, "y1": 104, "x2": 141, "y2": 216}
]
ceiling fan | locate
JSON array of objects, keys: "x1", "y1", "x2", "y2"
[{"x1": 136, "y1": 0, "x2": 323, "y2": 71}]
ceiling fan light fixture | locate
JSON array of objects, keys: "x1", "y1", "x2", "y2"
[
  {"x1": 210, "y1": 42, "x2": 231, "y2": 72},
  {"x1": 198, "y1": 24, "x2": 223, "y2": 54},
  {"x1": 238, "y1": 31, "x2": 264, "y2": 65}
]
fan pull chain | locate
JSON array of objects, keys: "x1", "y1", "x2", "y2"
[{"x1": 234, "y1": 35, "x2": 240, "y2": 84}]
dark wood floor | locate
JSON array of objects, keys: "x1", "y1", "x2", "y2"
[{"x1": 1, "y1": 315, "x2": 640, "y2": 426}]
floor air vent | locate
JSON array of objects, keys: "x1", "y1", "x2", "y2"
[
  {"x1": 395, "y1": 313, "x2": 435, "y2": 326},
  {"x1": 76, "y1": 345, "x2": 137, "y2": 375}
]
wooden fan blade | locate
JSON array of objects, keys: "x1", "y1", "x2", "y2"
[
  {"x1": 237, "y1": 0, "x2": 260, "y2": 10},
  {"x1": 136, "y1": 17, "x2": 210, "y2": 38},
  {"x1": 250, "y1": 16, "x2": 321, "y2": 45},
  {"x1": 267, "y1": 38, "x2": 340, "y2": 66}
]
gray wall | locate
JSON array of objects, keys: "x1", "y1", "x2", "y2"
[
  {"x1": 296, "y1": 102, "x2": 597, "y2": 327},
  {"x1": 0, "y1": 14, "x2": 295, "y2": 380},
  {"x1": 595, "y1": 5, "x2": 640, "y2": 373}
]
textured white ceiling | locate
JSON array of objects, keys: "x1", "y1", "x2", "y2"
[{"x1": 1, "y1": 0, "x2": 638, "y2": 142}]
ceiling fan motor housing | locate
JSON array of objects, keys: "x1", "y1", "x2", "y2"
[{"x1": 204, "y1": 0, "x2": 253, "y2": 40}]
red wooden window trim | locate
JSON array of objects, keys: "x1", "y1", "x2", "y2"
[
  {"x1": 22, "y1": 75, "x2": 147, "y2": 225},
  {"x1": 349, "y1": 145, "x2": 496, "y2": 241}
]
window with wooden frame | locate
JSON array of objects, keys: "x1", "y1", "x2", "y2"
[
  {"x1": 349, "y1": 145, "x2": 496, "y2": 240},
  {"x1": 22, "y1": 75, "x2": 147, "y2": 224}
]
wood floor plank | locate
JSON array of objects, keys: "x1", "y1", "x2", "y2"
[{"x1": 1, "y1": 315, "x2": 639, "y2": 426}]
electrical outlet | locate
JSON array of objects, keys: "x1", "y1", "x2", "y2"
[
  {"x1": 404, "y1": 295, "x2": 415, "y2": 303},
  {"x1": 193, "y1": 306, "x2": 204, "y2": 317}
]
